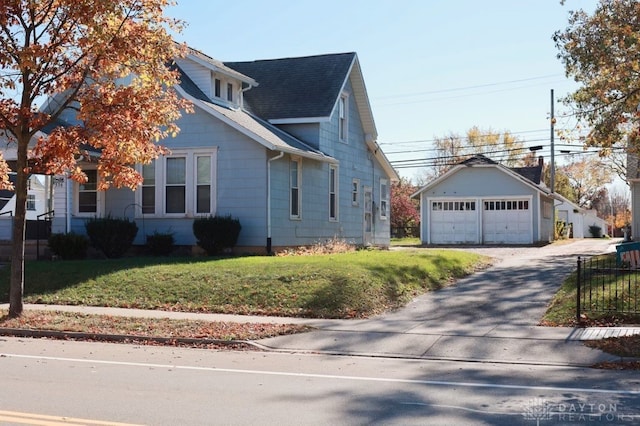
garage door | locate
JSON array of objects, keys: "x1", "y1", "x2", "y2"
[
  {"x1": 430, "y1": 200, "x2": 478, "y2": 244},
  {"x1": 482, "y1": 199, "x2": 532, "y2": 244}
]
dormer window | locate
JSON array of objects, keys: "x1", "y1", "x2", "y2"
[
  {"x1": 214, "y1": 78, "x2": 221, "y2": 98},
  {"x1": 227, "y1": 83, "x2": 233, "y2": 102}
]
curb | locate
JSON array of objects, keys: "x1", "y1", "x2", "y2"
[{"x1": 0, "y1": 327, "x2": 263, "y2": 350}]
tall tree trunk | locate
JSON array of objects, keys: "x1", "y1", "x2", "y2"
[{"x1": 8, "y1": 135, "x2": 29, "y2": 318}]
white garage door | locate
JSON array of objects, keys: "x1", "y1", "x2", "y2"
[
  {"x1": 482, "y1": 199, "x2": 532, "y2": 244},
  {"x1": 430, "y1": 200, "x2": 478, "y2": 244}
]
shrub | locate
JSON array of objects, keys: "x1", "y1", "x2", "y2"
[
  {"x1": 48, "y1": 232, "x2": 89, "y2": 260},
  {"x1": 146, "y1": 231, "x2": 175, "y2": 256},
  {"x1": 85, "y1": 216, "x2": 138, "y2": 258},
  {"x1": 589, "y1": 225, "x2": 602, "y2": 238},
  {"x1": 192, "y1": 215, "x2": 241, "y2": 255}
]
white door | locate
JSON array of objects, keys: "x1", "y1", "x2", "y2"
[
  {"x1": 482, "y1": 199, "x2": 532, "y2": 244},
  {"x1": 429, "y1": 200, "x2": 478, "y2": 244}
]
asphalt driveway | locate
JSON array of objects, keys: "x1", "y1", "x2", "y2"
[{"x1": 257, "y1": 238, "x2": 626, "y2": 364}]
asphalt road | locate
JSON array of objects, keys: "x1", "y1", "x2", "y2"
[{"x1": 1, "y1": 336, "x2": 639, "y2": 425}]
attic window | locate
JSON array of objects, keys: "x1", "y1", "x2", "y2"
[
  {"x1": 338, "y1": 94, "x2": 348, "y2": 142},
  {"x1": 214, "y1": 78, "x2": 221, "y2": 98},
  {"x1": 227, "y1": 83, "x2": 233, "y2": 102}
]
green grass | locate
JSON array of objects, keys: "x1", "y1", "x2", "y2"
[
  {"x1": 390, "y1": 237, "x2": 421, "y2": 246},
  {"x1": 0, "y1": 249, "x2": 488, "y2": 319},
  {"x1": 542, "y1": 254, "x2": 640, "y2": 326}
]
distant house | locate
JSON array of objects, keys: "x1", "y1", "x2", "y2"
[
  {"x1": 412, "y1": 155, "x2": 556, "y2": 245},
  {"x1": 43, "y1": 48, "x2": 398, "y2": 252},
  {"x1": 554, "y1": 193, "x2": 608, "y2": 238}
]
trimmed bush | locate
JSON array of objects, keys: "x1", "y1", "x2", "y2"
[
  {"x1": 146, "y1": 231, "x2": 175, "y2": 256},
  {"x1": 193, "y1": 215, "x2": 241, "y2": 255},
  {"x1": 589, "y1": 225, "x2": 602, "y2": 238},
  {"x1": 85, "y1": 216, "x2": 138, "y2": 258},
  {"x1": 48, "y1": 232, "x2": 89, "y2": 260}
]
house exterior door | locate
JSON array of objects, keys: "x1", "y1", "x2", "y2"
[{"x1": 363, "y1": 186, "x2": 372, "y2": 246}]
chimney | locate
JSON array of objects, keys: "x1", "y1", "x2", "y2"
[{"x1": 538, "y1": 156, "x2": 544, "y2": 167}]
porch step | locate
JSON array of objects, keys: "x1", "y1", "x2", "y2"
[{"x1": 0, "y1": 240, "x2": 51, "y2": 261}]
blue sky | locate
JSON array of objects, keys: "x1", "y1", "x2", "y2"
[{"x1": 168, "y1": 0, "x2": 599, "y2": 181}]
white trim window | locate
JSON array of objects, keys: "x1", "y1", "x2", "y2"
[
  {"x1": 379, "y1": 178, "x2": 388, "y2": 220},
  {"x1": 351, "y1": 178, "x2": 360, "y2": 206},
  {"x1": 290, "y1": 158, "x2": 301, "y2": 219},
  {"x1": 338, "y1": 94, "x2": 348, "y2": 142},
  {"x1": 74, "y1": 169, "x2": 103, "y2": 216},
  {"x1": 26, "y1": 194, "x2": 36, "y2": 211},
  {"x1": 136, "y1": 149, "x2": 217, "y2": 217},
  {"x1": 329, "y1": 164, "x2": 339, "y2": 221}
]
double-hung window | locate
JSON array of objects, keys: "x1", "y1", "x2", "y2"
[
  {"x1": 75, "y1": 169, "x2": 102, "y2": 216},
  {"x1": 329, "y1": 165, "x2": 338, "y2": 221},
  {"x1": 338, "y1": 95, "x2": 348, "y2": 142},
  {"x1": 290, "y1": 158, "x2": 301, "y2": 219},
  {"x1": 165, "y1": 157, "x2": 186, "y2": 214},
  {"x1": 379, "y1": 178, "x2": 388, "y2": 220},
  {"x1": 351, "y1": 179, "x2": 360, "y2": 206},
  {"x1": 137, "y1": 149, "x2": 217, "y2": 217}
]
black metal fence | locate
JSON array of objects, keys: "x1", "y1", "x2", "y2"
[
  {"x1": 391, "y1": 226, "x2": 419, "y2": 239},
  {"x1": 576, "y1": 256, "x2": 640, "y2": 323}
]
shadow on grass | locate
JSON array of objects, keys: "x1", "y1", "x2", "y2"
[{"x1": 0, "y1": 256, "x2": 218, "y2": 303}]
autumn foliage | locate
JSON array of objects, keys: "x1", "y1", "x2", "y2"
[
  {"x1": 391, "y1": 178, "x2": 419, "y2": 235},
  {"x1": 0, "y1": 1, "x2": 190, "y2": 316}
]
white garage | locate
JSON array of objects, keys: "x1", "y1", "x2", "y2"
[{"x1": 414, "y1": 155, "x2": 556, "y2": 246}]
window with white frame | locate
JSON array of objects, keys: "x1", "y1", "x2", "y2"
[
  {"x1": 351, "y1": 178, "x2": 360, "y2": 206},
  {"x1": 329, "y1": 165, "x2": 338, "y2": 220},
  {"x1": 290, "y1": 158, "x2": 301, "y2": 219},
  {"x1": 226, "y1": 83, "x2": 233, "y2": 102},
  {"x1": 338, "y1": 94, "x2": 348, "y2": 142},
  {"x1": 136, "y1": 149, "x2": 217, "y2": 217},
  {"x1": 26, "y1": 194, "x2": 36, "y2": 211},
  {"x1": 379, "y1": 178, "x2": 388, "y2": 220},
  {"x1": 141, "y1": 162, "x2": 155, "y2": 214},
  {"x1": 75, "y1": 169, "x2": 100, "y2": 215},
  {"x1": 214, "y1": 78, "x2": 221, "y2": 98}
]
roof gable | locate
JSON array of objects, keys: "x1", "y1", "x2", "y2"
[{"x1": 413, "y1": 155, "x2": 549, "y2": 198}]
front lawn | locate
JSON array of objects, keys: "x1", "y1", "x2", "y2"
[
  {"x1": 0, "y1": 249, "x2": 489, "y2": 319},
  {"x1": 542, "y1": 254, "x2": 640, "y2": 327}
]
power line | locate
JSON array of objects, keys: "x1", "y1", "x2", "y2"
[{"x1": 373, "y1": 74, "x2": 562, "y2": 100}]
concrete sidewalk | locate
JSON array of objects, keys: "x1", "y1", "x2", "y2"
[{"x1": 2, "y1": 303, "x2": 639, "y2": 367}]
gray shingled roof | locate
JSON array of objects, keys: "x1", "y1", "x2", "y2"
[
  {"x1": 461, "y1": 155, "x2": 542, "y2": 185},
  {"x1": 225, "y1": 53, "x2": 356, "y2": 120},
  {"x1": 174, "y1": 64, "x2": 334, "y2": 162}
]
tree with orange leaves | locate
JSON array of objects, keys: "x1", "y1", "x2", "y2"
[{"x1": 0, "y1": 1, "x2": 190, "y2": 317}]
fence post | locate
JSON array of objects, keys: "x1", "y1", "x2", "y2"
[{"x1": 576, "y1": 256, "x2": 581, "y2": 325}]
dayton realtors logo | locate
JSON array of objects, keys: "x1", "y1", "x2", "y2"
[{"x1": 523, "y1": 398, "x2": 635, "y2": 424}]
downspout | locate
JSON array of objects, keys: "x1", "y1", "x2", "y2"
[
  {"x1": 267, "y1": 151, "x2": 285, "y2": 254},
  {"x1": 65, "y1": 174, "x2": 71, "y2": 233}
]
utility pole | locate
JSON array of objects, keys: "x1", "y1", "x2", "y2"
[
  {"x1": 550, "y1": 89, "x2": 557, "y2": 240},
  {"x1": 550, "y1": 89, "x2": 555, "y2": 194}
]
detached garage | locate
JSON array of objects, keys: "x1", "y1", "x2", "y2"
[{"x1": 413, "y1": 155, "x2": 556, "y2": 245}]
